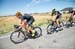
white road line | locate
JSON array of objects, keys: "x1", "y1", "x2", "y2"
[
  {"x1": 0, "y1": 32, "x2": 20, "y2": 39},
  {"x1": 0, "y1": 35, "x2": 10, "y2": 39},
  {"x1": 0, "y1": 31, "x2": 12, "y2": 39}
]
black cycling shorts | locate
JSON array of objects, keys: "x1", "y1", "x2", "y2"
[
  {"x1": 56, "y1": 15, "x2": 60, "y2": 19},
  {"x1": 27, "y1": 18, "x2": 34, "y2": 26}
]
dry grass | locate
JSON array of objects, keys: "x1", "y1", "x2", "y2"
[
  {"x1": 32, "y1": 14, "x2": 51, "y2": 26},
  {"x1": 0, "y1": 16, "x2": 20, "y2": 35}
]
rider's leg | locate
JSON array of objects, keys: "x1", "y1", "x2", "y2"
[
  {"x1": 23, "y1": 22, "x2": 32, "y2": 33},
  {"x1": 73, "y1": 15, "x2": 75, "y2": 22},
  {"x1": 24, "y1": 24, "x2": 30, "y2": 32},
  {"x1": 25, "y1": 24, "x2": 33, "y2": 33},
  {"x1": 24, "y1": 19, "x2": 35, "y2": 37},
  {"x1": 54, "y1": 20, "x2": 58, "y2": 27},
  {"x1": 27, "y1": 25, "x2": 35, "y2": 37},
  {"x1": 52, "y1": 16, "x2": 58, "y2": 27},
  {"x1": 23, "y1": 21, "x2": 29, "y2": 32},
  {"x1": 56, "y1": 19, "x2": 60, "y2": 27},
  {"x1": 24, "y1": 23, "x2": 35, "y2": 36}
]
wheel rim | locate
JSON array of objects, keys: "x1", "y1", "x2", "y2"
[
  {"x1": 10, "y1": 31, "x2": 25, "y2": 43},
  {"x1": 33, "y1": 27, "x2": 42, "y2": 38},
  {"x1": 65, "y1": 22, "x2": 71, "y2": 28},
  {"x1": 47, "y1": 25, "x2": 54, "y2": 34}
]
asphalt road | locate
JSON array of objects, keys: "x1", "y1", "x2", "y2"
[{"x1": 0, "y1": 26, "x2": 75, "y2": 49}]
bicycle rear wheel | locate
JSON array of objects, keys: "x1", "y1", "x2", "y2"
[
  {"x1": 10, "y1": 30, "x2": 26, "y2": 44},
  {"x1": 33, "y1": 27, "x2": 42, "y2": 38},
  {"x1": 65, "y1": 21, "x2": 71, "y2": 28}
]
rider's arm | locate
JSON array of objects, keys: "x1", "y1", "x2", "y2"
[
  {"x1": 15, "y1": 20, "x2": 26, "y2": 32},
  {"x1": 52, "y1": 12, "x2": 58, "y2": 21},
  {"x1": 54, "y1": 11, "x2": 58, "y2": 18},
  {"x1": 19, "y1": 20, "x2": 25, "y2": 28},
  {"x1": 55, "y1": 11, "x2": 58, "y2": 17}
]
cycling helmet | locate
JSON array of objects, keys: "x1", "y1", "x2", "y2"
[{"x1": 16, "y1": 12, "x2": 22, "y2": 17}]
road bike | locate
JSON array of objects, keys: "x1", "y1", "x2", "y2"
[
  {"x1": 65, "y1": 17, "x2": 75, "y2": 28},
  {"x1": 10, "y1": 25, "x2": 42, "y2": 44},
  {"x1": 47, "y1": 20, "x2": 63, "y2": 34}
]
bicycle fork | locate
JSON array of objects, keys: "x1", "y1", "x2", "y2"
[{"x1": 18, "y1": 32, "x2": 20, "y2": 38}]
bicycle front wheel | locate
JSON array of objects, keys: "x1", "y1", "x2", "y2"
[
  {"x1": 47, "y1": 24, "x2": 54, "y2": 34},
  {"x1": 10, "y1": 30, "x2": 26, "y2": 44}
]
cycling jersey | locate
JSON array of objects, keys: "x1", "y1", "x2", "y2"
[
  {"x1": 20, "y1": 14, "x2": 35, "y2": 26},
  {"x1": 56, "y1": 11, "x2": 62, "y2": 19}
]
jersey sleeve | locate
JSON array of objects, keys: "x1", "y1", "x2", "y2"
[{"x1": 21, "y1": 16, "x2": 25, "y2": 21}]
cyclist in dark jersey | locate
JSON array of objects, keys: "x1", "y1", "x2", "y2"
[
  {"x1": 69, "y1": 9, "x2": 75, "y2": 22},
  {"x1": 51, "y1": 9, "x2": 62, "y2": 29},
  {"x1": 15, "y1": 12, "x2": 35, "y2": 37}
]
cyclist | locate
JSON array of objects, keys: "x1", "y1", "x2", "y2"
[
  {"x1": 15, "y1": 12, "x2": 35, "y2": 37},
  {"x1": 69, "y1": 9, "x2": 75, "y2": 23},
  {"x1": 51, "y1": 9, "x2": 62, "y2": 30}
]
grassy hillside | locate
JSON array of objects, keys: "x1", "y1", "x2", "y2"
[
  {"x1": 0, "y1": 13, "x2": 70, "y2": 35},
  {"x1": 0, "y1": 16, "x2": 20, "y2": 35}
]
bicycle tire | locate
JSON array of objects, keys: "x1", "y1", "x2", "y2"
[
  {"x1": 33, "y1": 27, "x2": 42, "y2": 38},
  {"x1": 47, "y1": 24, "x2": 54, "y2": 34},
  {"x1": 10, "y1": 30, "x2": 26, "y2": 44}
]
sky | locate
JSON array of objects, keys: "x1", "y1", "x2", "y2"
[{"x1": 0, "y1": 0, "x2": 75, "y2": 16}]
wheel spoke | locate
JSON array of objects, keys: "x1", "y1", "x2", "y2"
[
  {"x1": 33, "y1": 27, "x2": 42, "y2": 38},
  {"x1": 10, "y1": 31, "x2": 26, "y2": 43},
  {"x1": 47, "y1": 24, "x2": 54, "y2": 34}
]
